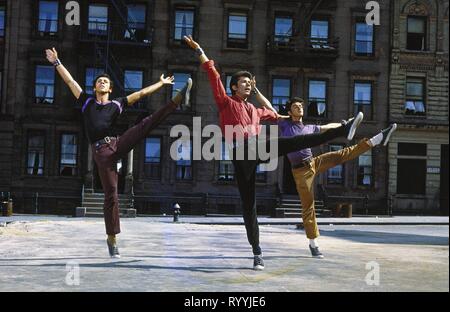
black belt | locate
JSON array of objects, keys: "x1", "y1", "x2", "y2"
[
  {"x1": 292, "y1": 158, "x2": 313, "y2": 169},
  {"x1": 93, "y1": 136, "x2": 117, "y2": 149}
]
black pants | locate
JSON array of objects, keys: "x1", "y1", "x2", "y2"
[{"x1": 232, "y1": 126, "x2": 346, "y2": 255}]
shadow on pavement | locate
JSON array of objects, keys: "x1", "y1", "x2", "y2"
[{"x1": 317, "y1": 229, "x2": 449, "y2": 246}]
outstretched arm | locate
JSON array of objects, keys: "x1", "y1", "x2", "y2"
[
  {"x1": 183, "y1": 35, "x2": 228, "y2": 109},
  {"x1": 45, "y1": 48, "x2": 83, "y2": 99},
  {"x1": 126, "y1": 74, "x2": 174, "y2": 106},
  {"x1": 251, "y1": 77, "x2": 290, "y2": 119}
]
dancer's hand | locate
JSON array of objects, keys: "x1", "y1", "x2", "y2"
[
  {"x1": 45, "y1": 47, "x2": 58, "y2": 64},
  {"x1": 160, "y1": 74, "x2": 175, "y2": 85},
  {"x1": 183, "y1": 35, "x2": 201, "y2": 50},
  {"x1": 251, "y1": 76, "x2": 257, "y2": 91}
]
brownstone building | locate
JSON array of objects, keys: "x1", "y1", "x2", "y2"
[
  {"x1": 388, "y1": 0, "x2": 449, "y2": 215},
  {"x1": 1, "y1": 0, "x2": 444, "y2": 217}
]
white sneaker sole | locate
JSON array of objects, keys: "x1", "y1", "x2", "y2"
[
  {"x1": 347, "y1": 112, "x2": 364, "y2": 140},
  {"x1": 382, "y1": 123, "x2": 397, "y2": 146},
  {"x1": 253, "y1": 265, "x2": 265, "y2": 271}
]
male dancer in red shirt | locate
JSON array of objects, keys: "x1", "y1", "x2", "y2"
[{"x1": 184, "y1": 36, "x2": 363, "y2": 270}]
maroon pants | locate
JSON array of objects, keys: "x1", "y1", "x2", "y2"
[{"x1": 93, "y1": 101, "x2": 178, "y2": 235}]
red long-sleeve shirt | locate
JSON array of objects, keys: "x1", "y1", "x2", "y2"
[{"x1": 202, "y1": 60, "x2": 278, "y2": 142}]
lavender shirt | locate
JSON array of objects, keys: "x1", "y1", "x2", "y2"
[{"x1": 278, "y1": 119, "x2": 320, "y2": 166}]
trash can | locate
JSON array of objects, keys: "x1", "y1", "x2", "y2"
[
  {"x1": 6, "y1": 199, "x2": 13, "y2": 216},
  {"x1": 2, "y1": 199, "x2": 13, "y2": 217},
  {"x1": 1, "y1": 201, "x2": 7, "y2": 216}
]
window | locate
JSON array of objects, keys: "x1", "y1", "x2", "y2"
[
  {"x1": 0, "y1": 6, "x2": 5, "y2": 37},
  {"x1": 88, "y1": 4, "x2": 108, "y2": 36},
  {"x1": 397, "y1": 143, "x2": 427, "y2": 195},
  {"x1": 35, "y1": 65, "x2": 55, "y2": 104},
  {"x1": 175, "y1": 140, "x2": 192, "y2": 180},
  {"x1": 274, "y1": 16, "x2": 293, "y2": 44},
  {"x1": 225, "y1": 75, "x2": 232, "y2": 96},
  {"x1": 218, "y1": 141, "x2": 234, "y2": 181},
  {"x1": 174, "y1": 9, "x2": 194, "y2": 41},
  {"x1": 172, "y1": 72, "x2": 192, "y2": 110},
  {"x1": 405, "y1": 78, "x2": 426, "y2": 116},
  {"x1": 357, "y1": 150, "x2": 372, "y2": 186},
  {"x1": 407, "y1": 16, "x2": 426, "y2": 51},
  {"x1": 354, "y1": 81, "x2": 372, "y2": 120},
  {"x1": 327, "y1": 144, "x2": 344, "y2": 184},
  {"x1": 310, "y1": 19, "x2": 329, "y2": 48},
  {"x1": 227, "y1": 12, "x2": 248, "y2": 48},
  {"x1": 85, "y1": 67, "x2": 103, "y2": 95},
  {"x1": 256, "y1": 164, "x2": 267, "y2": 183},
  {"x1": 355, "y1": 22, "x2": 374, "y2": 56},
  {"x1": 124, "y1": 70, "x2": 143, "y2": 108},
  {"x1": 144, "y1": 137, "x2": 161, "y2": 179},
  {"x1": 126, "y1": 4, "x2": 146, "y2": 41},
  {"x1": 272, "y1": 78, "x2": 291, "y2": 112},
  {"x1": 27, "y1": 132, "x2": 45, "y2": 176},
  {"x1": 308, "y1": 80, "x2": 327, "y2": 118},
  {"x1": 38, "y1": 1, "x2": 58, "y2": 35},
  {"x1": 60, "y1": 134, "x2": 78, "y2": 176}
]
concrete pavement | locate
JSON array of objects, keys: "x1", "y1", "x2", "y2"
[{"x1": 0, "y1": 216, "x2": 448, "y2": 292}]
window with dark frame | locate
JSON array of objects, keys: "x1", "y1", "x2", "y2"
[
  {"x1": 125, "y1": 4, "x2": 146, "y2": 41},
  {"x1": 218, "y1": 141, "x2": 234, "y2": 181},
  {"x1": 227, "y1": 11, "x2": 248, "y2": 49},
  {"x1": 272, "y1": 78, "x2": 291, "y2": 112},
  {"x1": 407, "y1": 16, "x2": 427, "y2": 51},
  {"x1": 174, "y1": 8, "x2": 194, "y2": 41},
  {"x1": 85, "y1": 67, "x2": 103, "y2": 95},
  {"x1": 144, "y1": 137, "x2": 161, "y2": 179},
  {"x1": 225, "y1": 75, "x2": 232, "y2": 96},
  {"x1": 38, "y1": 1, "x2": 58, "y2": 35},
  {"x1": 124, "y1": 70, "x2": 143, "y2": 108},
  {"x1": 35, "y1": 65, "x2": 55, "y2": 104},
  {"x1": 308, "y1": 80, "x2": 327, "y2": 118},
  {"x1": 88, "y1": 4, "x2": 108, "y2": 36},
  {"x1": 355, "y1": 22, "x2": 374, "y2": 56},
  {"x1": 256, "y1": 164, "x2": 267, "y2": 183},
  {"x1": 60, "y1": 134, "x2": 78, "y2": 177},
  {"x1": 0, "y1": 5, "x2": 5, "y2": 37},
  {"x1": 327, "y1": 144, "x2": 344, "y2": 184},
  {"x1": 274, "y1": 15, "x2": 293, "y2": 45},
  {"x1": 357, "y1": 149, "x2": 372, "y2": 186},
  {"x1": 397, "y1": 143, "x2": 427, "y2": 195},
  {"x1": 27, "y1": 132, "x2": 45, "y2": 176},
  {"x1": 310, "y1": 19, "x2": 329, "y2": 48},
  {"x1": 353, "y1": 81, "x2": 373, "y2": 120},
  {"x1": 405, "y1": 78, "x2": 426, "y2": 116},
  {"x1": 175, "y1": 140, "x2": 193, "y2": 180}
]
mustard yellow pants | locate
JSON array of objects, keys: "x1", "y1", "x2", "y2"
[{"x1": 291, "y1": 139, "x2": 372, "y2": 239}]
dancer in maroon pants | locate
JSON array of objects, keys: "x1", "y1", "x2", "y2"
[{"x1": 46, "y1": 48, "x2": 192, "y2": 258}]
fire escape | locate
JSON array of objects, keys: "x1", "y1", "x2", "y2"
[
  {"x1": 267, "y1": 0, "x2": 339, "y2": 67},
  {"x1": 77, "y1": 0, "x2": 153, "y2": 217},
  {"x1": 80, "y1": 0, "x2": 152, "y2": 101}
]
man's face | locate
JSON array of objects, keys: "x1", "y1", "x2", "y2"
[
  {"x1": 232, "y1": 76, "x2": 252, "y2": 99},
  {"x1": 94, "y1": 77, "x2": 112, "y2": 94},
  {"x1": 289, "y1": 102, "x2": 304, "y2": 118}
]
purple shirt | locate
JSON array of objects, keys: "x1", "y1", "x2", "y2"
[{"x1": 278, "y1": 119, "x2": 320, "y2": 166}]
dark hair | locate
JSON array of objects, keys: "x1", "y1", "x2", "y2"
[
  {"x1": 93, "y1": 73, "x2": 114, "y2": 90},
  {"x1": 285, "y1": 97, "x2": 305, "y2": 112},
  {"x1": 229, "y1": 71, "x2": 253, "y2": 95}
]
